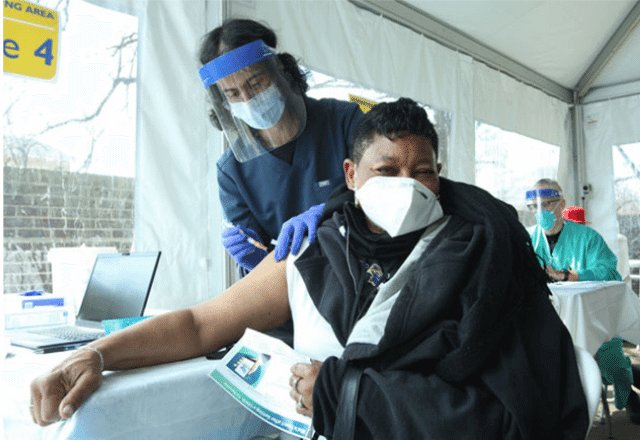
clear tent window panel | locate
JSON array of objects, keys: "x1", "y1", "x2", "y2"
[
  {"x1": 475, "y1": 122, "x2": 560, "y2": 227},
  {"x1": 3, "y1": 0, "x2": 138, "y2": 294}
]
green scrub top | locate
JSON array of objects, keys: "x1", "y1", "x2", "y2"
[{"x1": 529, "y1": 220, "x2": 622, "y2": 281}]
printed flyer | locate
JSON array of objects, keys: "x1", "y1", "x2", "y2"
[{"x1": 209, "y1": 328, "x2": 314, "y2": 438}]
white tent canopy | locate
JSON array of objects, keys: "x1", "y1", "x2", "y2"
[
  {"x1": 123, "y1": 0, "x2": 640, "y2": 309},
  {"x1": 375, "y1": 0, "x2": 640, "y2": 102}
]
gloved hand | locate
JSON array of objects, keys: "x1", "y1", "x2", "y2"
[
  {"x1": 274, "y1": 203, "x2": 325, "y2": 262},
  {"x1": 222, "y1": 226, "x2": 267, "y2": 271}
]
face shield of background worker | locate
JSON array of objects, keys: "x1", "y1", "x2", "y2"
[
  {"x1": 199, "y1": 19, "x2": 363, "y2": 273},
  {"x1": 526, "y1": 179, "x2": 621, "y2": 282}
]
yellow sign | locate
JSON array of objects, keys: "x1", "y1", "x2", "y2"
[
  {"x1": 349, "y1": 94, "x2": 378, "y2": 113},
  {"x1": 3, "y1": 0, "x2": 59, "y2": 80}
]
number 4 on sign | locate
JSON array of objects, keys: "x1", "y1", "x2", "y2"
[
  {"x1": 35, "y1": 38, "x2": 54, "y2": 65},
  {"x1": 3, "y1": 0, "x2": 59, "y2": 80}
]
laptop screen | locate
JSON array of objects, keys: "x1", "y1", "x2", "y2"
[{"x1": 76, "y1": 251, "x2": 161, "y2": 322}]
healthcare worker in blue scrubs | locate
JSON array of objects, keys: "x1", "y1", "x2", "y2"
[
  {"x1": 526, "y1": 178, "x2": 621, "y2": 282},
  {"x1": 198, "y1": 19, "x2": 363, "y2": 274}
]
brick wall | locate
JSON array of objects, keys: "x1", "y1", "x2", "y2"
[{"x1": 3, "y1": 166, "x2": 134, "y2": 294}]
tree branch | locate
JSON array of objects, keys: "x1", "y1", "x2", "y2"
[{"x1": 37, "y1": 32, "x2": 137, "y2": 135}]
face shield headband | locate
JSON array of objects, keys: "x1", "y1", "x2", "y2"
[
  {"x1": 198, "y1": 40, "x2": 306, "y2": 162},
  {"x1": 199, "y1": 40, "x2": 276, "y2": 88},
  {"x1": 525, "y1": 188, "x2": 561, "y2": 200}
]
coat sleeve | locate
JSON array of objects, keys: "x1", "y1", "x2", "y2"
[
  {"x1": 577, "y1": 231, "x2": 622, "y2": 281},
  {"x1": 312, "y1": 357, "x2": 510, "y2": 440}
]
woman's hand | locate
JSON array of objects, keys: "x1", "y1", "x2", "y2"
[
  {"x1": 289, "y1": 360, "x2": 323, "y2": 417},
  {"x1": 30, "y1": 348, "x2": 103, "y2": 426}
]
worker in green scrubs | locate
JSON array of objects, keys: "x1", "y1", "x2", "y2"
[
  {"x1": 526, "y1": 178, "x2": 621, "y2": 282},
  {"x1": 528, "y1": 179, "x2": 629, "y2": 415}
]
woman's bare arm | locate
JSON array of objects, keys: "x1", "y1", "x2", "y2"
[{"x1": 30, "y1": 252, "x2": 289, "y2": 425}]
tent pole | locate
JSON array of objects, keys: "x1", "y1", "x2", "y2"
[
  {"x1": 572, "y1": 91, "x2": 589, "y2": 211},
  {"x1": 207, "y1": 0, "x2": 240, "y2": 289}
]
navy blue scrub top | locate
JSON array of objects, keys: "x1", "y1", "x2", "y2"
[{"x1": 217, "y1": 97, "x2": 364, "y2": 246}]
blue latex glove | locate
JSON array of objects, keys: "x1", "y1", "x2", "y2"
[
  {"x1": 222, "y1": 226, "x2": 267, "y2": 271},
  {"x1": 274, "y1": 203, "x2": 325, "y2": 262}
]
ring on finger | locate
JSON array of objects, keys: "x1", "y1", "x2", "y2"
[
  {"x1": 292, "y1": 376, "x2": 301, "y2": 392},
  {"x1": 297, "y1": 394, "x2": 306, "y2": 409}
]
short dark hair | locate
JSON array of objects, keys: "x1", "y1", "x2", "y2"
[
  {"x1": 198, "y1": 19, "x2": 308, "y2": 95},
  {"x1": 349, "y1": 98, "x2": 438, "y2": 164}
]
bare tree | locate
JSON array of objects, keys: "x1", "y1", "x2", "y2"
[{"x1": 37, "y1": 33, "x2": 138, "y2": 138}]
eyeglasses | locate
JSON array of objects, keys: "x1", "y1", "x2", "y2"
[{"x1": 526, "y1": 199, "x2": 560, "y2": 211}]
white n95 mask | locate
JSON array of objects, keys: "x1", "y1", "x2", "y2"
[
  {"x1": 229, "y1": 82, "x2": 286, "y2": 130},
  {"x1": 355, "y1": 176, "x2": 443, "y2": 237}
]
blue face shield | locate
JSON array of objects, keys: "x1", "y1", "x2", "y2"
[{"x1": 198, "y1": 40, "x2": 306, "y2": 162}]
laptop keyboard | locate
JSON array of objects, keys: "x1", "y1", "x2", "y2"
[{"x1": 33, "y1": 326, "x2": 103, "y2": 341}]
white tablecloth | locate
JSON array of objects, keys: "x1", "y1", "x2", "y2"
[
  {"x1": 2, "y1": 347, "x2": 280, "y2": 440},
  {"x1": 549, "y1": 281, "x2": 640, "y2": 355}
]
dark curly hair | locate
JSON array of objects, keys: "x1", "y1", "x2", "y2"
[
  {"x1": 199, "y1": 19, "x2": 309, "y2": 94},
  {"x1": 350, "y1": 98, "x2": 439, "y2": 164}
]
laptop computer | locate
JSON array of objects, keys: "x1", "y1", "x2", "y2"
[{"x1": 10, "y1": 251, "x2": 161, "y2": 353}]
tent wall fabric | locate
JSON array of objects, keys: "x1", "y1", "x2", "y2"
[{"x1": 135, "y1": 0, "x2": 226, "y2": 310}]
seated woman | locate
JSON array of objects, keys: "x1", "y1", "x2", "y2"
[{"x1": 30, "y1": 98, "x2": 589, "y2": 439}]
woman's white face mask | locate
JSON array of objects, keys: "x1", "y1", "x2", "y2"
[{"x1": 355, "y1": 176, "x2": 443, "y2": 237}]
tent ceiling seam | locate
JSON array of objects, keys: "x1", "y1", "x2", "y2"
[
  {"x1": 347, "y1": 0, "x2": 574, "y2": 103},
  {"x1": 576, "y1": 0, "x2": 640, "y2": 101}
]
